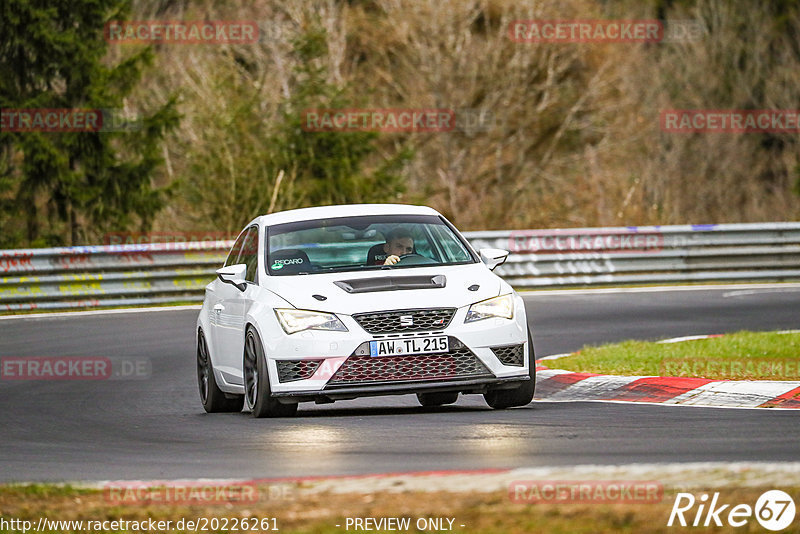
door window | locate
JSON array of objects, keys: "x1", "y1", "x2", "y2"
[
  {"x1": 224, "y1": 230, "x2": 248, "y2": 267},
  {"x1": 239, "y1": 227, "x2": 260, "y2": 283}
]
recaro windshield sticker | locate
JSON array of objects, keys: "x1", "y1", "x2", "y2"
[{"x1": 272, "y1": 257, "x2": 304, "y2": 270}]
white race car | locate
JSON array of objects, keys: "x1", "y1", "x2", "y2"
[{"x1": 196, "y1": 204, "x2": 534, "y2": 417}]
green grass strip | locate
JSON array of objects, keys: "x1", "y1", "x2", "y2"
[{"x1": 549, "y1": 330, "x2": 800, "y2": 380}]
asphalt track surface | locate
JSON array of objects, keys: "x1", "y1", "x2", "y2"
[{"x1": 1, "y1": 285, "x2": 799, "y2": 482}]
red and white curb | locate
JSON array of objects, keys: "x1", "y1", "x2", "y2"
[{"x1": 534, "y1": 334, "x2": 800, "y2": 409}]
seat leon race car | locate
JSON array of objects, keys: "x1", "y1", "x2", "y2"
[{"x1": 196, "y1": 204, "x2": 535, "y2": 417}]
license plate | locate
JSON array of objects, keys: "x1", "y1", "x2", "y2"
[{"x1": 369, "y1": 336, "x2": 449, "y2": 357}]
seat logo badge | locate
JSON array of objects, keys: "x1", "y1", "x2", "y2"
[{"x1": 400, "y1": 315, "x2": 414, "y2": 326}]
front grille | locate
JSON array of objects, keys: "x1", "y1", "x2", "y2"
[
  {"x1": 492, "y1": 344, "x2": 525, "y2": 366},
  {"x1": 276, "y1": 359, "x2": 322, "y2": 382},
  {"x1": 326, "y1": 347, "x2": 491, "y2": 385},
  {"x1": 353, "y1": 308, "x2": 456, "y2": 334}
]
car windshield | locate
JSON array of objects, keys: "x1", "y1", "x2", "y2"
[{"x1": 265, "y1": 214, "x2": 475, "y2": 275}]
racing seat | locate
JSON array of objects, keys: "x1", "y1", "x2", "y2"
[
  {"x1": 269, "y1": 249, "x2": 311, "y2": 274},
  {"x1": 365, "y1": 243, "x2": 389, "y2": 266},
  {"x1": 365, "y1": 242, "x2": 419, "y2": 265}
]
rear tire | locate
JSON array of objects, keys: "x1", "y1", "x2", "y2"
[
  {"x1": 244, "y1": 327, "x2": 298, "y2": 418},
  {"x1": 417, "y1": 391, "x2": 459, "y2": 407},
  {"x1": 484, "y1": 330, "x2": 536, "y2": 409},
  {"x1": 197, "y1": 329, "x2": 243, "y2": 413}
]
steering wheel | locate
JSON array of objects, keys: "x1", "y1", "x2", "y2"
[{"x1": 396, "y1": 253, "x2": 436, "y2": 265}]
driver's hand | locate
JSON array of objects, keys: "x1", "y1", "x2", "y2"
[{"x1": 383, "y1": 255, "x2": 400, "y2": 266}]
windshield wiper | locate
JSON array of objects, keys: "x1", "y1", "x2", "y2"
[{"x1": 318, "y1": 265, "x2": 383, "y2": 273}]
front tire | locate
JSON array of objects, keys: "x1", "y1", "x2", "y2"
[
  {"x1": 484, "y1": 330, "x2": 536, "y2": 409},
  {"x1": 197, "y1": 329, "x2": 243, "y2": 413},
  {"x1": 417, "y1": 391, "x2": 459, "y2": 407},
  {"x1": 244, "y1": 327, "x2": 298, "y2": 418}
]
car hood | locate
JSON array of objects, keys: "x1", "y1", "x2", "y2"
[{"x1": 262, "y1": 263, "x2": 504, "y2": 315}]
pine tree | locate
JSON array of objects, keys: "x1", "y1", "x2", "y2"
[{"x1": 0, "y1": 0, "x2": 179, "y2": 247}]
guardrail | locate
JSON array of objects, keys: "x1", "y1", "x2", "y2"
[
  {"x1": 469, "y1": 222, "x2": 800, "y2": 287},
  {"x1": 1, "y1": 223, "x2": 799, "y2": 311}
]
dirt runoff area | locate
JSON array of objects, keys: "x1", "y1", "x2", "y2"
[{"x1": 1, "y1": 463, "x2": 799, "y2": 533}]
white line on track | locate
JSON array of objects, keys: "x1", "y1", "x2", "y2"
[
  {"x1": 0, "y1": 305, "x2": 202, "y2": 321},
  {"x1": 723, "y1": 287, "x2": 800, "y2": 298},
  {"x1": 536, "y1": 353, "x2": 572, "y2": 361},
  {"x1": 520, "y1": 282, "x2": 800, "y2": 297},
  {"x1": 656, "y1": 334, "x2": 720, "y2": 344}
]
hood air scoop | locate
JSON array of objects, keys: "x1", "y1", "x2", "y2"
[{"x1": 334, "y1": 274, "x2": 446, "y2": 294}]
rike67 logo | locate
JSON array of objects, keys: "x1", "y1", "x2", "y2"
[{"x1": 668, "y1": 490, "x2": 796, "y2": 531}]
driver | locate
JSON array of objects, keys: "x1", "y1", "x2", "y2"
[{"x1": 378, "y1": 228, "x2": 414, "y2": 266}]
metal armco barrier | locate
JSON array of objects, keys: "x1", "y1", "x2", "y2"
[
  {"x1": 0, "y1": 241, "x2": 231, "y2": 311},
  {"x1": 1, "y1": 223, "x2": 799, "y2": 311},
  {"x1": 469, "y1": 222, "x2": 800, "y2": 287}
]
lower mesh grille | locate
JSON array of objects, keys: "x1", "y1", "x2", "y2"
[
  {"x1": 277, "y1": 359, "x2": 322, "y2": 382},
  {"x1": 327, "y1": 348, "x2": 491, "y2": 385},
  {"x1": 492, "y1": 344, "x2": 525, "y2": 366}
]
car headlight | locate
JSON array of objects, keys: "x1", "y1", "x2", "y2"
[
  {"x1": 465, "y1": 294, "x2": 514, "y2": 323},
  {"x1": 274, "y1": 309, "x2": 348, "y2": 334}
]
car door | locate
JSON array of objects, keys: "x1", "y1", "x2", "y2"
[
  {"x1": 214, "y1": 225, "x2": 259, "y2": 384},
  {"x1": 208, "y1": 228, "x2": 250, "y2": 384}
]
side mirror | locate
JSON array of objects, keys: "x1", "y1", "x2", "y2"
[
  {"x1": 479, "y1": 248, "x2": 509, "y2": 271},
  {"x1": 216, "y1": 264, "x2": 247, "y2": 292}
]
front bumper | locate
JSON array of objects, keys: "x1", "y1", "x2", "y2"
[
  {"x1": 261, "y1": 297, "x2": 530, "y2": 397},
  {"x1": 272, "y1": 375, "x2": 530, "y2": 403}
]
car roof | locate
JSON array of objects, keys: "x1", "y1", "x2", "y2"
[{"x1": 249, "y1": 204, "x2": 442, "y2": 227}]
